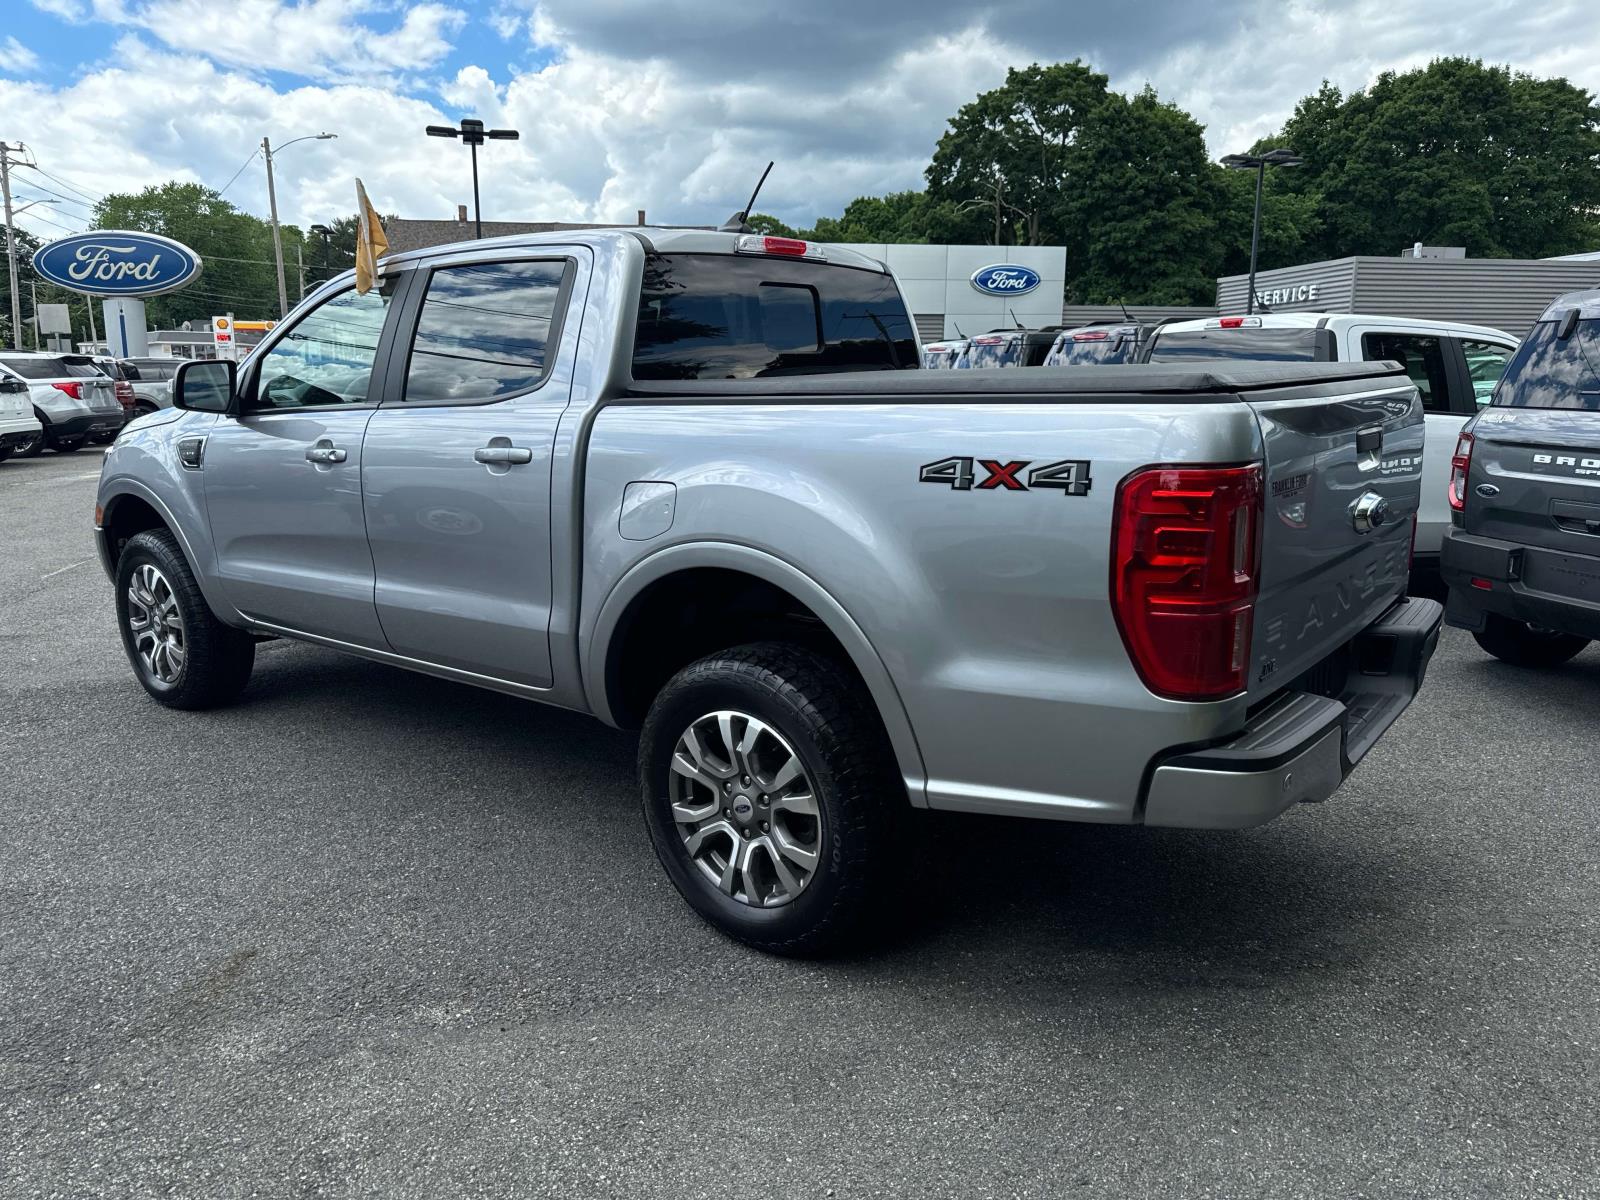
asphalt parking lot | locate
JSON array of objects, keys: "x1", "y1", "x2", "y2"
[{"x1": 3, "y1": 448, "x2": 1598, "y2": 1199}]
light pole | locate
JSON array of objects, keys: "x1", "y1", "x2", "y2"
[
  {"x1": 262, "y1": 132, "x2": 337, "y2": 318},
  {"x1": 1220, "y1": 147, "x2": 1302, "y2": 314},
  {"x1": 425, "y1": 118, "x2": 520, "y2": 239}
]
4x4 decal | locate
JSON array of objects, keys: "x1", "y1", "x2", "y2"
[{"x1": 919, "y1": 456, "x2": 1092, "y2": 496}]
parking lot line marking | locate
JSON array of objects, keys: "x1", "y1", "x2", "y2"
[
  {"x1": 41, "y1": 559, "x2": 89, "y2": 580},
  {"x1": 24, "y1": 472, "x2": 103, "y2": 486}
]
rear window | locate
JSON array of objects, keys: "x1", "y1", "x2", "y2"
[
  {"x1": 1, "y1": 356, "x2": 103, "y2": 380},
  {"x1": 1045, "y1": 329, "x2": 1137, "y2": 366},
  {"x1": 1146, "y1": 327, "x2": 1327, "y2": 363},
  {"x1": 1493, "y1": 319, "x2": 1600, "y2": 411},
  {"x1": 965, "y1": 337, "x2": 1023, "y2": 369},
  {"x1": 632, "y1": 254, "x2": 918, "y2": 380}
]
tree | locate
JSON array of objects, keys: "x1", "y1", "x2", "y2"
[
  {"x1": 1276, "y1": 59, "x2": 1600, "y2": 259},
  {"x1": 926, "y1": 61, "x2": 1110, "y2": 248},
  {"x1": 93, "y1": 181, "x2": 294, "y2": 327},
  {"x1": 746, "y1": 213, "x2": 799, "y2": 237}
]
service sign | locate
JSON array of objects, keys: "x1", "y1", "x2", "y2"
[
  {"x1": 970, "y1": 263, "x2": 1042, "y2": 297},
  {"x1": 31, "y1": 230, "x2": 203, "y2": 298}
]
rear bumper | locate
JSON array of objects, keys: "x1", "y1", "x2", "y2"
[
  {"x1": 45, "y1": 411, "x2": 124, "y2": 441},
  {"x1": 1440, "y1": 527, "x2": 1600, "y2": 640},
  {"x1": 1143, "y1": 596, "x2": 1443, "y2": 829}
]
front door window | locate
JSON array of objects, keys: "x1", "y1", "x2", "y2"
[{"x1": 251, "y1": 286, "x2": 393, "y2": 409}]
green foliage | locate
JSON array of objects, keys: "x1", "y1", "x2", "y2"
[
  {"x1": 1277, "y1": 58, "x2": 1600, "y2": 259},
  {"x1": 745, "y1": 213, "x2": 799, "y2": 237},
  {"x1": 802, "y1": 54, "x2": 1600, "y2": 307}
]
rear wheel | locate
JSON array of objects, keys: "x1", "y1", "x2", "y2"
[
  {"x1": 639, "y1": 643, "x2": 900, "y2": 956},
  {"x1": 50, "y1": 438, "x2": 82, "y2": 453},
  {"x1": 0, "y1": 446, "x2": 11, "y2": 464},
  {"x1": 1472, "y1": 614, "x2": 1590, "y2": 668},
  {"x1": 116, "y1": 529, "x2": 256, "y2": 708},
  {"x1": 12, "y1": 430, "x2": 43, "y2": 458}
]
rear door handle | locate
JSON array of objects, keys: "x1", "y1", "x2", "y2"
[
  {"x1": 474, "y1": 445, "x2": 533, "y2": 466},
  {"x1": 305, "y1": 443, "x2": 347, "y2": 464}
]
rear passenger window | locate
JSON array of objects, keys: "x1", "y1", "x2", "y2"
[
  {"x1": 403, "y1": 260, "x2": 568, "y2": 404},
  {"x1": 1362, "y1": 333, "x2": 1451, "y2": 412},
  {"x1": 1460, "y1": 339, "x2": 1514, "y2": 407}
]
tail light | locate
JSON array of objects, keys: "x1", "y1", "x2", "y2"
[
  {"x1": 1073, "y1": 330, "x2": 1109, "y2": 342},
  {"x1": 51, "y1": 382, "x2": 82, "y2": 399},
  {"x1": 115, "y1": 381, "x2": 135, "y2": 409},
  {"x1": 1111, "y1": 463, "x2": 1263, "y2": 701},
  {"x1": 1447, "y1": 432, "x2": 1473, "y2": 512}
]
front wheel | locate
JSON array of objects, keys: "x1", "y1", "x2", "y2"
[
  {"x1": 1472, "y1": 614, "x2": 1590, "y2": 668},
  {"x1": 50, "y1": 438, "x2": 82, "y2": 453},
  {"x1": 639, "y1": 643, "x2": 901, "y2": 956},
  {"x1": 116, "y1": 529, "x2": 256, "y2": 708}
]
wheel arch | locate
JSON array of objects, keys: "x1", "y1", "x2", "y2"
[
  {"x1": 97, "y1": 482, "x2": 229, "y2": 617},
  {"x1": 585, "y1": 542, "x2": 928, "y2": 805}
]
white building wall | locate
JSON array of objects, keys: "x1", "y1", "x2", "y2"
[{"x1": 821, "y1": 243, "x2": 1068, "y2": 340}]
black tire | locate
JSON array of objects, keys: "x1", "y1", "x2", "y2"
[
  {"x1": 134, "y1": 402, "x2": 159, "y2": 418},
  {"x1": 0, "y1": 446, "x2": 11, "y2": 463},
  {"x1": 1472, "y1": 613, "x2": 1590, "y2": 668},
  {"x1": 12, "y1": 430, "x2": 43, "y2": 458},
  {"x1": 115, "y1": 529, "x2": 256, "y2": 709},
  {"x1": 51, "y1": 438, "x2": 82, "y2": 453},
  {"x1": 639, "y1": 642, "x2": 901, "y2": 956}
]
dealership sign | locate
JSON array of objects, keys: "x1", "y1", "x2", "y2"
[
  {"x1": 970, "y1": 263, "x2": 1041, "y2": 297},
  {"x1": 31, "y1": 230, "x2": 203, "y2": 297},
  {"x1": 1254, "y1": 283, "x2": 1321, "y2": 308}
]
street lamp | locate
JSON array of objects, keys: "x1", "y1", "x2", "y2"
[
  {"x1": 1221, "y1": 147, "x2": 1302, "y2": 315},
  {"x1": 426, "y1": 118, "x2": 520, "y2": 239},
  {"x1": 261, "y1": 131, "x2": 337, "y2": 318},
  {"x1": 309, "y1": 223, "x2": 333, "y2": 282}
]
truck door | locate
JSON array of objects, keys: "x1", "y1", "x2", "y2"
[
  {"x1": 360, "y1": 252, "x2": 583, "y2": 689},
  {"x1": 201, "y1": 278, "x2": 408, "y2": 646}
]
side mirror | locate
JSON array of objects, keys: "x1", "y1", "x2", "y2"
[{"x1": 174, "y1": 359, "x2": 237, "y2": 414}]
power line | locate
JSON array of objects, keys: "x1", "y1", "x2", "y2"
[
  {"x1": 20, "y1": 163, "x2": 103, "y2": 203},
  {"x1": 15, "y1": 183, "x2": 96, "y2": 213},
  {"x1": 216, "y1": 150, "x2": 260, "y2": 199}
]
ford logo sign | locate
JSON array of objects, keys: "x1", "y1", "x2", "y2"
[
  {"x1": 31, "y1": 230, "x2": 203, "y2": 298},
  {"x1": 970, "y1": 264, "x2": 1041, "y2": 297}
]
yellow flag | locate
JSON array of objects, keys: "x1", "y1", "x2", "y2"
[{"x1": 354, "y1": 178, "x2": 389, "y2": 295}]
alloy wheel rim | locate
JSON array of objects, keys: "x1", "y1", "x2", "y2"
[
  {"x1": 126, "y1": 563, "x2": 186, "y2": 685},
  {"x1": 669, "y1": 710, "x2": 822, "y2": 908}
]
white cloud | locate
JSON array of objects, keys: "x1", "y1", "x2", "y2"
[
  {"x1": 5, "y1": 0, "x2": 1600, "y2": 242},
  {"x1": 0, "y1": 36, "x2": 42, "y2": 74}
]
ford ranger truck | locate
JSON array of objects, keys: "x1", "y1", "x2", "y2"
[
  {"x1": 1442, "y1": 289, "x2": 1600, "y2": 666},
  {"x1": 94, "y1": 229, "x2": 1443, "y2": 954}
]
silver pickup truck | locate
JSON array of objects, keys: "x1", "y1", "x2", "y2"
[{"x1": 95, "y1": 228, "x2": 1442, "y2": 953}]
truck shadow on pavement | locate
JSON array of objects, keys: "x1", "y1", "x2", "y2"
[{"x1": 237, "y1": 639, "x2": 1448, "y2": 992}]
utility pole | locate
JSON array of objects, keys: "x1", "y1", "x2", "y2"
[
  {"x1": 260, "y1": 132, "x2": 337, "y2": 319},
  {"x1": 28, "y1": 279, "x2": 37, "y2": 349},
  {"x1": 86, "y1": 294, "x2": 98, "y2": 347},
  {"x1": 262, "y1": 136, "x2": 287, "y2": 319},
  {"x1": 1, "y1": 141, "x2": 23, "y2": 352},
  {"x1": 296, "y1": 241, "x2": 305, "y2": 301}
]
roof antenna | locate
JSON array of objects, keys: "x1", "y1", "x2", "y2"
[
  {"x1": 719, "y1": 161, "x2": 775, "y2": 233},
  {"x1": 953, "y1": 322, "x2": 967, "y2": 338},
  {"x1": 1119, "y1": 301, "x2": 1134, "y2": 322},
  {"x1": 1009, "y1": 308, "x2": 1024, "y2": 330}
]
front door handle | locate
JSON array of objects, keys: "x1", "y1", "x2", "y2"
[
  {"x1": 306, "y1": 443, "x2": 347, "y2": 464},
  {"x1": 474, "y1": 445, "x2": 533, "y2": 466}
]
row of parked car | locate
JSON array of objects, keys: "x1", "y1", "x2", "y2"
[
  {"x1": 925, "y1": 310, "x2": 1522, "y2": 575},
  {"x1": 0, "y1": 352, "x2": 177, "y2": 462}
]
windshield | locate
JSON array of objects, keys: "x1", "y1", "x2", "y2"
[
  {"x1": 1493, "y1": 319, "x2": 1600, "y2": 411},
  {"x1": 965, "y1": 338, "x2": 1023, "y2": 369},
  {"x1": 1, "y1": 355, "x2": 104, "y2": 380},
  {"x1": 1146, "y1": 327, "x2": 1326, "y2": 363},
  {"x1": 632, "y1": 253, "x2": 918, "y2": 380}
]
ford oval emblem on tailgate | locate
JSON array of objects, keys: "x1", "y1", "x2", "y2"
[{"x1": 1349, "y1": 490, "x2": 1391, "y2": 534}]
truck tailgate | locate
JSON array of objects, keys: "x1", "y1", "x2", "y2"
[{"x1": 1246, "y1": 381, "x2": 1423, "y2": 698}]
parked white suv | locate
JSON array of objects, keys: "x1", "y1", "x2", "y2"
[
  {"x1": 0, "y1": 375, "x2": 42, "y2": 462},
  {"x1": 1144, "y1": 313, "x2": 1519, "y2": 575}
]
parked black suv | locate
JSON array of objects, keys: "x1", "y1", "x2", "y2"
[{"x1": 1441, "y1": 289, "x2": 1600, "y2": 666}]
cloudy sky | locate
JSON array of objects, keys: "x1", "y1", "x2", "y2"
[{"x1": 1, "y1": 0, "x2": 1596, "y2": 241}]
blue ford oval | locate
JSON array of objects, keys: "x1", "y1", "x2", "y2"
[
  {"x1": 970, "y1": 263, "x2": 1042, "y2": 297},
  {"x1": 32, "y1": 230, "x2": 203, "y2": 297}
]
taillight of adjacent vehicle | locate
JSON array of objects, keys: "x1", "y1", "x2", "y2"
[
  {"x1": 1110, "y1": 463, "x2": 1263, "y2": 701},
  {"x1": 115, "y1": 380, "x2": 135, "y2": 410},
  {"x1": 1447, "y1": 431, "x2": 1474, "y2": 512},
  {"x1": 51, "y1": 382, "x2": 82, "y2": 399}
]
